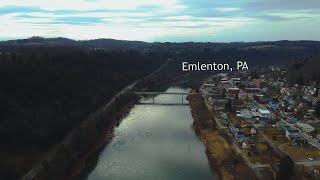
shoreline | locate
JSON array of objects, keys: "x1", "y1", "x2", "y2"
[
  {"x1": 64, "y1": 74, "x2": 191, "y2": 179},
  {"x1": 65, "y1": 100, "x2": 137, "y2": 180}
]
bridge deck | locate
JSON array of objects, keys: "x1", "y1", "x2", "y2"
[
  {"x1": 134, "y1": 92, "x2": 213, "y2": 95},
  {"x1": 137, "y1": 102, "x2": 189, "y2": 106}
]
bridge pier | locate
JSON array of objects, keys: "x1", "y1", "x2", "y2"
[
  {"x1": 182, "y1": 94, "x2": 183, "y2": 104},
  {"x1": 153, "y1": 97, "x2": 155, "y2": 104}
]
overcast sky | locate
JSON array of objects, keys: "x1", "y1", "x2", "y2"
[{"x1": 0, "y1": 0, "x2": 319, "y2": 42}]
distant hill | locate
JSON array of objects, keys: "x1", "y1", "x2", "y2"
[
  {"x1": 0, "y1": 36, "x2": 151, "y2": 49},
  {"x1": 1, "y1": 37, "x2": 320, "y2": 65}
]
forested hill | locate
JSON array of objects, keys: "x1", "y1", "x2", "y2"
[
  {"x1": 2, "y1": 38, "x2": 320, "y2": 62},
  {"x1": 287, "y1": 56, "x2": 320, "y2": 85},
  {"x1": 0, "y1": 37, "x2": 151, "y2": 49},
  {"x1": 0, "y1": 47, "x2": 164, "y2": 146},
  {"x1": 151, "y1": 41, "x2": 320, "y2": 65}
]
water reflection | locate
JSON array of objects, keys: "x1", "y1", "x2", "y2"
[{"x1": 86, "y1": 87, "x2": 216, "y2": 180}]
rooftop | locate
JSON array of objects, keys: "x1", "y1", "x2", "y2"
[{"x1": 258, "y1": 109, "x2": 271, "y2": 114}]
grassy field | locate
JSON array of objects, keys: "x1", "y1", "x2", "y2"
[
  {"x1": 260, "y1": 127, "x2": 291, "y2": 145},
  {"x1": 279, "y1": 145, "x2": 320, "y2": 160},
  {"x1": 241, "y1": 131, "x2": 279, "y2": 164},
  {"x1": 258, "y1": 166, "x2": 276, "y2": 180},
  {"x1": 258, "y1": 127, "x2": 320, "y2": 160},
  {"x1": 296, "y1": 165, "x2": 320, "y2": 180}
]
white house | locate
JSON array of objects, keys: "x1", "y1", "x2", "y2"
[
  {"x1": 239, "y1": 109, "x2": 253, "y2": 119},
  {"x1": 251, "y1": 128, "x2": 257, "y2": 136},
  {"x1": 242, "y1": 140, "x2": 256, "y2": 150},
  {"x1": 281, "y1": 88, "x2": 289, "y2": 94},
  {"x1": 258, "y1": 109, "x2": 272, "y2": 120}
]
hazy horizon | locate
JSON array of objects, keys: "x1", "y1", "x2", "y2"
[
  {"x1": 1, "y1": 36, "x2": 320, "y2": 43},
  {"x1": 1, "y1": 0, "x2": 320, "y2": 42}
]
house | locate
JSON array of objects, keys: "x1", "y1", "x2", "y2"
[
  {"x1": 281, "y1": 88, "x2": 289, "y2": 94},
  {"x1": 253, "y1": 79, "x2": 268, "y2": 88},
  {"x1": 251, "y1": 128, "x2": 257, "y2": 136},
  {"x1": 203, "y1": 83, "x2": 216, "y2": 88},
  {"x1": 236, "y1": 135, "x2": 250, "y2": 143},
  {"x1": 229, "y1": 124, "x2": 240, "y2": 134},
  {"x1": 245, "y1": 84, "x2": 261, "y2": 93},
  {"x1": 221, "y1": 77, "x2": 229, "y2": 84},
  {"x1": 258, "y1": 109, "x2": 272, "y2": 120},
  {"x1": 227, "y1": 87, "x2": 240, "y2": 94},
  {"x1": 288, "y1": 99, "x2": 295, "y2": 106},
  {"x1": 298, "y1": 123, "x2": 315, "y2": 133},
  {"x1": 230, "y1": 77, "x2": 241, "y2": 84},
  {"x1": 213, "y1": 99, "x2": 228, "y2": 111},
  {"x1": 287, "y1": 116, "x2": 298, "y2": 123},
  {"x1": 287, "y1": 90, "x2": 296, "y2": 97},
  {"x1": 221, "y1": 113, "x2": 229, "y2": 123},
  {"x1": 242, "y1": 140, "x2": 256, "y2": 150},
  {"x1": 261, "y1": 97, "x2": 273, "y2": 104},
  {"x1": 308, "y1": 109, "x2": 316, "y2": 115},
  {"x1": 234, "y1": 131, "x2": 250, "y2": 143},
  {"x1": 268, "y1": 101, "x2": 279, "y2": 109},
  {"x1": 251, "y1": 112, "x2": 259, "y2": 118},
  {"x1": 239, "y1": 109, "x2": 253, "y2": 119},
  {"x1": 249, "y1": 103, "x2": 260, "y2": 111},
  {"x1": 285, "y1": 129, "x2": 300, "y2": 139},
  {"x1": 277, "y1": 120, "x2": 289, "y2": 131}
]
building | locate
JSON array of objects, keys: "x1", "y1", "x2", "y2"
[
  {"x1": 251, "y1": 128, "x2": 257, "y2": 136},
  {"x1": 285, "y1": 129, "x2": 300, "y2": 139},
  {"x1": 281, "y1": 88, "x2": 289, "y2": 94},
  {"x1": 277, "y1": 120, "x2": 289, "y2": 131},
  {"x1": 298, "y1": 123, "x2": 315, "y2": 133},
  {"x1": 268, "y1": 101, "x2": 279, "y2": 109},
  {"x1": 245, "y1": 84, "x2": 261, "y2": 93},
  {"x1": 213, "y1": 99, "x2": 228, "y2": 111},
  {"x1": 221, "y1": 77, "x2": 229, "y2": 84},
  {"x1": 227, "y1": 87, "x2": 240, "y2": 94},
  {"x1": 242, "y1": 140, "x2": 256, "y2": 150},
  {"x1": 258, "y1": 109, "x2": 272, "y2": 120},
  {"x1": 229, "y1": 124, "x2": 240, "y2": 134},
  {"x1": 239, "y1": 109, "x2": 253, "y2": 119},
  {"x1": 230, "y1": 77, "x2": 241, "y2": 84},
  {"x1": 253, "y1": 79, "x2": 268, "y2": 88},
  {"x1": 261, "y1": 97, "x2": 273, "y2": 104}
]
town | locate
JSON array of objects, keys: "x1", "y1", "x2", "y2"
[{"x1": 200, "y1": 66, "x2": 320, "y2": 179}]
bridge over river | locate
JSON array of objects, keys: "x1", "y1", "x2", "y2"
[{"x1": 133, "y1": 91, "x2": 214, "y2": 105}]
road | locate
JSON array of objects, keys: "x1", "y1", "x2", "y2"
[{"x1": 296, "y1": 160, "x2": 320, "y2": 166}]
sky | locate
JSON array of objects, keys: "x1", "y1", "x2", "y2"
[{"x1": 0, "y1": 0, "x2": 320, "y2": 42}]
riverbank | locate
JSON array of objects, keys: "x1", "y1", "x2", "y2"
[
  {"x1": 65, "y1": 99, "x2": 137, "y2": 180},
  {"x1": 187, "y1": 92, "x2": 255, "y2": 180},
  {"x1": 64, "y1": 64, "x2": 191, "y2": 179}
]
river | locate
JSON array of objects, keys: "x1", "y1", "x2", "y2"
[{"x1": 84, "y1": 86, "x2": 217, "y2": 180}]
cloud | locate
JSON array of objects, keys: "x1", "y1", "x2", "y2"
[
  {"x1": 0, "y1": 0, "x2": 320, "y2": 41},
  {"x1": 0, "y1": 0, "x2": 182, "y2": 11},
  {"x1": 215, "y1": 8, "x2": 241, "y2": 12}
]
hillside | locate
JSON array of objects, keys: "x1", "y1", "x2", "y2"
[
  {"x1": 0, "y1": 47, "x2": 165, "y2": 179},
  {"x1": 0, "y1": 37, "x2": 151, "y2": 49}
]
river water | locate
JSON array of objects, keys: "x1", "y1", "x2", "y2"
[{"x1": 85, "y1": 86, "x2": 217, "y2": 180}]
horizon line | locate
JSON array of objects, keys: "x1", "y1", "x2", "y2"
[{"x1": 1, "y1": 36, "x2": 320, "y2": 44}]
